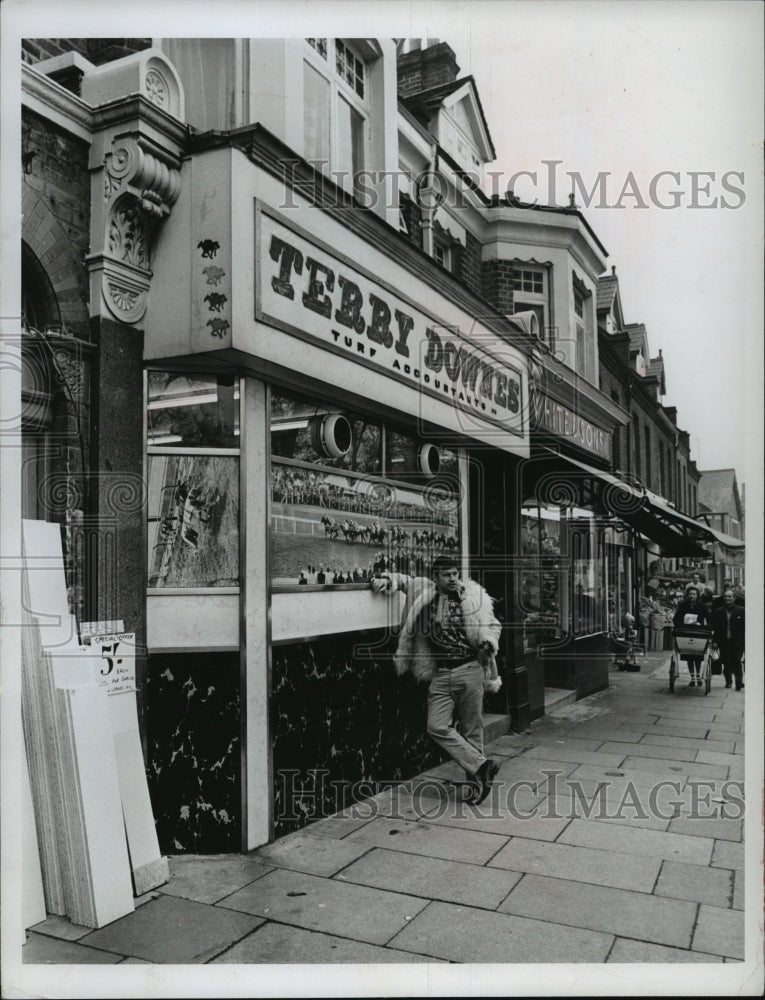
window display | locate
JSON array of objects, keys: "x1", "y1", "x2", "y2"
[
  {"x1": 146, "y1": 371, "x2": 240, "y2": 589},
  {"x1": 520, "y1": 505, "x2": 562, "y2": 652},
  {"x1": 270, "y1": 390, "x2": 461, "y2": 587},
  {"x1": 147, "y1": 372, "x2": 239, "y2": 448},
  {"x1": 147, "y1": 453, "x2": 239, "y2": 588}
]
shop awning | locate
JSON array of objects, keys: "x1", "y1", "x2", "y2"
[
  {"x1": 528, "y1": 450, "x2": 712, "y2": 558},
  {"x1": 693, "y1": 522, "x2": 746, "y2": 551}
]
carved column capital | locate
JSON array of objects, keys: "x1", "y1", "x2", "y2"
[
  {"x1": 90, "y1": 133, "x2": 182, "y2": 326},
  {"x1": 103, "y1": 136, "x2": 181, "y2": 221}
]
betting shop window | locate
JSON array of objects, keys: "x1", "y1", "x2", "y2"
[
  {"x1": 145, "y1": 371, "x2": 240, "y2": 590},
  {"x1": 147, "y1": 371, "x2": 239, "y2": 448},
  {"x1": 303, "y1": 38, "x2": 368, "y2": 196},
  {"x1": 270, "y1": 389, "x2": 461, "y2": 588},
  {"x1": 512, "y1": 265, "x2": 551, "y2": 347},
  {"x1": 568, "y1": 512, "x2": 607, "y2": 636},
  {"x1": 519, "y1": 504, "x2": 562, "y2": 653},
  {"x1": 271, "y1": 391, "x2": 381, "y2": 473},
  {"x1": 386, "y1": 428, "x2": 458, "y2": 483}
]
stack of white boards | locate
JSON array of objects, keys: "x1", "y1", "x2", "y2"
[{"x1": 21, "y1": 519, "x2": 168, "y2": 929}]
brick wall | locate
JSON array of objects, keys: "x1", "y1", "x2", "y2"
[
  {"x1": 454, "y1": 230, "x2": 482, "y2": 298},
  {"x1": 597, "y1": 363, "x2": 627, "y2": 472},
  {"x1": 480, "y1": 259, "x2": 515, "y2": 316},
  {"x1": 22, "y1": 38, "x2": 151, "y2": 66},
  {"x1": 397, "y1": 43, "x2": 460, "y2": 99},
  {"x1": 22, "y1": 108, "x2": 90, "y2": 340},
  {"x1": 630, "y1": 394, "x2": 677, "y2": 502},
  {"x1": 21, "y1": 106, "x2": 93, "y2": 622}
]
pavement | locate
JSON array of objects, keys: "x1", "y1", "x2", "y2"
[{"x1": 23, "y1": 652, "x2": 749, "y2": 967}]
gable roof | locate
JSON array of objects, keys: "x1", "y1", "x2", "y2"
[
  {"x1": 401, "y1": 75, "x2": 496, "y2": 160},
  {"x1": 597, "y1": 274, "x2": 619, "y2": 312},
  {"x1": 698, "y1": 469, "x2": 743, "y2": 520},
  {"x1": 646, "y1": 355, "x2": 666, "y2": 395},
  {"x1": 625, "y1": 322, "x2": 649, "y2": 356}
]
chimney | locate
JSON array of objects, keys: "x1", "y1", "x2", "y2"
[{"x1": 397, "y1": 41, "x2": 460, "y2": 98}]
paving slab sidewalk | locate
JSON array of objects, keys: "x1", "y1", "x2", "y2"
[{"x1": 23, "y1": 655, "x2": 747, "y2": 966}]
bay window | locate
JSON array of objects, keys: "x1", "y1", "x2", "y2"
[{"x1": 512, "y1": 264, "x2": 551, "y2": 347}]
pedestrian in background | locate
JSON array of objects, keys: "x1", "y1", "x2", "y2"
[
  {"x1": 711, "y1": 589, "x2": 745, "y2": 691},
  {"x1": 673, "y1": 583, "x2": 711, "y2": 687},
  {"x1": 700, "y1": 585, "x2": 715, "y2": 613}
]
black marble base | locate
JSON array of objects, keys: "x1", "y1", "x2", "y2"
[
  {"x1": 271, "y1": 630, "x2": 444, "y2": 837},
  {"x1": 146, "y1": 652, "x2": 240, "y2": 853}
]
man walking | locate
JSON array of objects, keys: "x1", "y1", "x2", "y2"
[
  {"x1": 372, "y1": 555, "x2": 502, "y2": 804},
  {"x1": 711, "y1": 589, "x2": 746, "y2": 691}
]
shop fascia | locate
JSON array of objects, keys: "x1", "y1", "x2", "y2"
[
  {"x1": 529, "y1": 352, "x2": 619, "y2": 465},
  {"x1": 144, "y1": 150, "x2": 529, "y2": 454},
  {"x1": 268, "y1": 231, "x2": 520, "y2": 416}
]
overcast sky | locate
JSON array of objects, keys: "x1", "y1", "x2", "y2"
[
  {"x1": 3, "y1": 0, "x2": 763, "y2": 490},
  {"x1": 441, "y1": 0, "x2": 763, "y2": 490}
]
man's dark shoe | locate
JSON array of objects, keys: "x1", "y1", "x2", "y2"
[{"x1": 474, "y1": 758, "x2": 499, "y2": 805}]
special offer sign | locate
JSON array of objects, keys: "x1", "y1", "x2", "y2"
[{"x1": 81, "y1": 632, "x2": 137, "y2": 696}]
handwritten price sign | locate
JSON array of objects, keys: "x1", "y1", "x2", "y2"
[{"x1": 86, "y1": 632, "x2": 136, "y2": 696}]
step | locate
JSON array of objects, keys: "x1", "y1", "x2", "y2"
[
  {"x1": 483, "y1": 713, "x2": 512, "y2": 743},
  {"x1": 544, "y1": 687, "x2": 577, "y2": 713}
]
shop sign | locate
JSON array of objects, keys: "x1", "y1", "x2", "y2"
[
  {"x1": 536, "y1": 398, "x2": 610, "y2": 459},
  {"x1": 527, "y1": 354, "x2": 613, "y2": 460},
  {"x1": 256, "y1": 209, "x2": 525, "y2": 438}
]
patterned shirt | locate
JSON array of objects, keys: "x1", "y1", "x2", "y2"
[{"x1": 423, "y1": 591, "x2": 472, "y2": 667}]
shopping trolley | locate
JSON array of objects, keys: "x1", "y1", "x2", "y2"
[{"x1": 668, "y1": 625, "x2": 713, "y2": 694}]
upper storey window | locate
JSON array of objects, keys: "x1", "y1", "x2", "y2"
[
  {"x1": 304, "y1": 38, "x2": 368, "y2": 196},
  {"x1": 512, "y1": 265, "x2": 551, "y2": 346},
  {"x1": 572, "y1": 275, "x2": 595, "y2": 384}
]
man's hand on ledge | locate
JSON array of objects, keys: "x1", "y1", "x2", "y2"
[{"x1": 370, "y1": 576, "x2": 391, "y2": 594}]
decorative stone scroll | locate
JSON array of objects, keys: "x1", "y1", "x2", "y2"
[{"x1": 94, "y1": 136, "x2": 181, "y2": 325}]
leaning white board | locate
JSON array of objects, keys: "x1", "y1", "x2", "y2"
[
  {"x1": 81, "y1": 633, "x2": 169, "y2": 894},
  {"x1": 22, "y1": 755, "x2": 47, "y2": 930},
  {"x1": 52, "y1": 671, "x2": 135, "y2": 927}
]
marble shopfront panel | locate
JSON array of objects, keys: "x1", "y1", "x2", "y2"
[
  {"x1": 271, "y1": 630, "x2": 443, "y2": 837},
  {"x1": 147, "y1": 652, "x2": 240, "y2": 853}
]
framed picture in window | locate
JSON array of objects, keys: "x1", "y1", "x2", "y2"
[{"x1": 147, "y1": 454, "x2": 239, "y2": 589}]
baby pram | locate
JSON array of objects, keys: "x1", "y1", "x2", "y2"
[{"x1": 668, "y1": 625, "x2": 713, "y2": 694}]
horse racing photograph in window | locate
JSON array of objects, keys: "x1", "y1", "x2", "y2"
[{"x1": 270, "y1": 389, "x2": 461, "y2": 588}]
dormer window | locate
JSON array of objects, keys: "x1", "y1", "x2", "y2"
[
  {"x1": 303, "y1": 38, "x2": 369, "y2": 196},
  {"x1": 433, "y1": 238, "x2": 452, "y2": 272}
]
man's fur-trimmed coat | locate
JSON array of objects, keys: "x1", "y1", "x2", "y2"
[{"x1": 381, "y1": 573, "x2": 502, "y2": 688}]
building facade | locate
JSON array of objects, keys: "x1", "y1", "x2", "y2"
[
  {"x1": 698, "y1": 468, "x2": 746, "y2": 590},
  {"x1": 19, "y1": 36, "x2": 728, "y2": 856}
]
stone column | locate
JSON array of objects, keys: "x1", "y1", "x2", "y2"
[{"x1": 83, "y1": 54, "x2": 184, "y2": 741}]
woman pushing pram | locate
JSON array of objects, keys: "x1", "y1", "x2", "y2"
[{"x1": 671, "y1": 582, "x2": 711, "y2": 689}]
